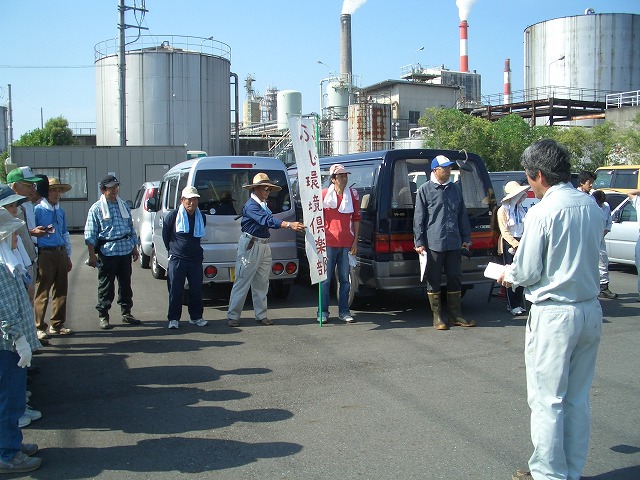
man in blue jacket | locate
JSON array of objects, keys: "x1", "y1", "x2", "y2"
[
  {"x1": 162, "y1": 186, "x2": 207, "y2": 329},
  {"x1": 413, "y1": 155, "x2": 474, "y2": 330}
]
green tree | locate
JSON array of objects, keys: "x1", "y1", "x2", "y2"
[{"x1": 15, "y1": 116, "x2": 75, "y2": 146}]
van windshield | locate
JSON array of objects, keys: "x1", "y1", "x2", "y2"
[
  {"x1": 194, "y1": 169, "x2": 291, "y2": 216},
  {"x1": 392, "y1": 158, "x2": 491, "y2": 211}
]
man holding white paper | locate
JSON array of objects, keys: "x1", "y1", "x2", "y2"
[
  {"x1": 413, "y1": 155, "x2": 474, "y2": 330},
  {"x1": 499, "y1": 140, "x2": 605, "y2": 480}
]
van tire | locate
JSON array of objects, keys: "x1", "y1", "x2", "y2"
[
  {"x1": 150, "y1": 248, "x2": 165, "y2": 279},
  {"x1": 140, "y1": 252, "x2": 150, "y2": 269},
  {"x1": 269, "y1": 280, "x2": 291, "y2": 299}
]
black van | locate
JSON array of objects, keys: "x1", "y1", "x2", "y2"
[{"x1": 288, "y1": 149, "x2": 499, "y2": 305}]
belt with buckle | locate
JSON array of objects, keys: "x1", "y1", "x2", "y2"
[
  {"x1": 242, "y1": 232, "x2": 269, "y2": 248},
  {"x1": 39, "y1": 245, "x2": 66, "y2": 252}
]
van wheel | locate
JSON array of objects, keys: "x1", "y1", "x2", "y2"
[
  {"x1": 140, "y1": 252, "x2": 150, "y2": 269},
  {"x1": 150, "y1": 248, "x2": 165, "y2": 279},
  {"x1": 269, "y1": 280, "x2": 291, "y2": 299}
]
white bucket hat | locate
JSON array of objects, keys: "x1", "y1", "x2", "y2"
[{"x1": 0, "y1": 207, "x2": 26, "y2": 242}]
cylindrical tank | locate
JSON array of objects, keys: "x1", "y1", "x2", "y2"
[
  {"x1": 94, "y1": 36, "x2": 232, "y2": 155},
  {"x1": 524, "y1": 13, "x2": 640, "y2": 101},
  {"x1": 326, "y1": 82, "x2": 350, "y2": 119},
  {"x1": 331, "y1": 118, "x2": 349, "y2": 155},
  {"x1": 277, "y1": 90, "x2": 302, "y2": 131},
  {"x1": 347, "y1": 103, "x2": 391, "y2": 153}
]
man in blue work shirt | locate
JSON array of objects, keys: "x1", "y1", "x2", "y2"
[
  {"x1": 162, "y1": 186, "x2": 207, "y2": 330},
  {"x1": 500, "y1": 140, "x2": 605, "y2": 480},
  {"x1": 413, "y1": 155, "x2": 475, "y2": 330},
  {"x1": 84, "y1": 175, "x2": 141, "y2": 330}
]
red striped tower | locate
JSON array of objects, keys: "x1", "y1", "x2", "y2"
[
  {"x1": 504, "y1": 58, "x2": 512, "y2": 104},
  {"x1": 459, "y1": 20, "x2": 469, "y2": 72}
]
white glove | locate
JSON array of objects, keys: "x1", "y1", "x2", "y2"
[{"x1": 14, "y1": 336, "x2": 32, "y2": 368}]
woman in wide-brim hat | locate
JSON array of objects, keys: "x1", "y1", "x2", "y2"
[
  {"x1": 497, "y1": 181, "x2": 531, "y2": 316},
  {"x1": 242, "y1": 173, "x2": 282, "y2": 192},
  {"x1": 47, "y1": 178, "x2": 72, "y2": 194}
]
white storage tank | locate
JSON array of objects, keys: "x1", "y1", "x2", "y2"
[
  {"x1": 326, "y1": 81, "x2": 350, "y2": 118},
  {"x1": 524, "y1": 12, "x2": 640, "y2": 100},
  {"x1": 95, "y1": 36, "x2": 232, "y2": 155},
  {"x1": 331, "y1": 118, "x2": 349, "y2": 155},
  {"x1": 277, "y1": 90, "x2": 302, "y2": 131}
]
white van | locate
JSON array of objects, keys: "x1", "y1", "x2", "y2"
[{"x1": 147, "y1": 156, "x2": 299, "y2": 298}]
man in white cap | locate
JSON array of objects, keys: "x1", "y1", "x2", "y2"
[
  {"x1": 162, "y1": 186, "x2": 207, "y2": 329},
  {"x1": 413, "y1": 155, "x2": 474, "y2": 330},
  {"x1": 226, "y1": 173, "x2": 305, "y2": 327}
]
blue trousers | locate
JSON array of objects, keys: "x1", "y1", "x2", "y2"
[
  {"x1": 167, "y1": 256, "x2": 203, "y2": 322},
  {"x1": 321, "y1": 247, "x2": 351, "y2": 317},
  {"x1": 0, "y1": 350, "x2": 26, "y2": 462}
]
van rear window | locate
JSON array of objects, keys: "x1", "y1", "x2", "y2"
[
  {"x1": 392, "y1": 158, "x2": 491, "y2": 210},
  {"x1": 193, "y1": 169, "x2": 291, "y2": 216}
]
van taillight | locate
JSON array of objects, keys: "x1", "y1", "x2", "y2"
[
  {"x1": 470, "y1": 231, "x2": 499, "y2": 250},
  {"x1": 231, "y1": 163, "x2": 254, "y2": 168},
  {"x1": 375, "y1": 233, "x2": 415, "y2": 254}
]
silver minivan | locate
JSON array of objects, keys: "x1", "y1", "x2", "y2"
[
  {"x1": 147, "y1": 156, "x2": 299, "y2": 298},
  {"x1": 131, "y1": 181, "x2": 160, "y2": 269}
]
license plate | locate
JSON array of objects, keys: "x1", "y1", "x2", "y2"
[{"x1": 230, "y1": 267, "x2": 235, "y2": 282}]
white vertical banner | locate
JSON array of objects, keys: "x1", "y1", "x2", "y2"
[{"x1": 289, "y1": 115, "x2": 327, "y2": 285}]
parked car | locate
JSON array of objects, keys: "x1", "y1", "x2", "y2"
[
  {"x1": 147, "y1": 156, "x2": 298, "y2": 298},
  {"x1": 605, "y1": 195, "x2": 638, "y2": 267},
  {"x1": 594, "y1": 165, "x2": 640, "y2": 192},
  {"x1": 288, "y1": 149, "x2": 499, "y2": 306},
  {"x1": 131, "y1": 181, "x2": 160, "y2": 269}
]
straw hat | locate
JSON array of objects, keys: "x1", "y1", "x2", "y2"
[
  {"x1": 242, "y1": 173, "x2": 282, "y2": 191},
  {"x1": 0, "y1": 207, "x2": 26, "y2": 242},
  {"x1": 48, "y1": 177, "x2": 72, "y2": 193},
  {"x1": 502, "y1": 181, "x2": 530, "y2": 203}
]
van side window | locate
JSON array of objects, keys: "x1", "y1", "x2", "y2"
[
  {"x1": 166, "y1": 176, "x2": 179, "y2": 210},
  {"x1": 177, "y1": 173, "x2": 189, "y2": 198},
  {"x1": 613, "y1": 169, "x2": 639, "y2": 190}
]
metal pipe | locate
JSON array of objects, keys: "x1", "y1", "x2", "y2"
[
  {"x1": 230, "y1": 72, "x2": 240, "y2": 155},
  {"x1": 118, "y1": 0, "x2": 127, "y2": 146}
]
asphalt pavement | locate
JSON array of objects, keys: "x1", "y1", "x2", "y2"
[{"x1": 19, "y1": 234, "x2": 640, "y2": 479}]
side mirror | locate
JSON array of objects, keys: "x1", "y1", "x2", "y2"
[
  {"x1": 125, "y1": 200, "x2": 133, "y2": 209},
  {"x1": 360, "y1": 193, "x2": 370, "y2": 210},
  {"x1": 145, "y1": 197, "x2": 158, "y2": 212},
  {"x1": 611, "y1": 210, "x2": 621, "y2": 223}
]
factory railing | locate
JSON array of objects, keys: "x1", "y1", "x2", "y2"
[
  {"x1": 483, "y1": 86, "x2": 613, "y2": 106},
  {"x1": 606, "y1": 90, "x2": 640, "y2": 108},
  {"x1": 94, "y1": 35, "x2": 231, "y2": 62}
]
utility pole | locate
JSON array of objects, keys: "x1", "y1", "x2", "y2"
[
  {"x1": 7, "y1": 84, "x2": 13, "y2": 160},
  {"x1": 118, "y1": 0, "x2": 148, "y2": 146}
]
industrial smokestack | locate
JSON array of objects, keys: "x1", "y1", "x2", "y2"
[
  {"x1": 459, "y1": 20, "x2": 469, "y2": 72},
  {"x1": 340, "y1": 13, "x2": 352, "y2": 83},
  {"x1": 504, "y1": 58, "x2": 512, "y2": 104}
]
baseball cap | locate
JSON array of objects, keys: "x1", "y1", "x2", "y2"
[
  {"x1": 100, "y1": 174, "x2": 120, "y2": 188},
  {"x1": 431, "y1": 155, "x2": 455, "y2": 171},
  {"x1": 6, "y1": 166, "x2": 40, "y2": 184},
  {"x1": 329, "y1": 164, "x2": 350, "y2": 176},
  {"x1": 181, "y1": 186, "x2": 200, "y2": 199}
]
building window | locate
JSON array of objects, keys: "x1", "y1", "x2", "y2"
[
  {"x1": 32, "y1": 167, "x2": 88, "y2": 201},
  {"x1": 408, "y1": 111, "x2": 421, "y2": 125}
]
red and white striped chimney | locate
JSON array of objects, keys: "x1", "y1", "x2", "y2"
[
  {"x1": 459, "y1": 20, "x2": 469, "y2": 72},
  {"x1": 504, "y1": 58, "x2": 512, "y2": 104}
]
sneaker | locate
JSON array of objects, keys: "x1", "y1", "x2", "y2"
[
  {"x1": 512, "y1": 469, "x2": 533, "y2": 480},
  {"x1": 20, "y1": 444, "x2": 38, "y2": 456},
  {"x1": 48, "y1": 326, "x2": 73, "y2": 335},
  {"x1": 122, "y1": 313, "x2": 141, "y2": 325},
  {"x1": 36, "y1": 330, "x2": 50, "y2": 340},
  {"x1": 598, "y1": 288, "x2": 618, "y2": 299},
  {"x1": 510, "y1": 307, "x2": 523, "y2": 316},
  {"x1": 317, "y1": 313, "x2": 329, "y2": 324},
  {"x1": 99, "y1": 317, "x2": 113, "y2": 330},
  {"x1": 338, "y1": 314, "x2": 356, "y2": 324},
  {"x1": 168, "y1": 320, "x2": 179, "y2": 329},
  {"x1": 0, "y1": 451, "x2": 41, "y2": 473},
  {"x1": 18, "y1": 414, "x2": 31, "y2": 428},
  {"x1": 227, "y1": 319, "x2": 239, "y2": 327},
  {"x1": 24, "y1": 406, "x2": 41, "y2": 421},
  {"x1": 189, "y1": 318, "x2": 208, "y2": 327},
  {"x1": 257, "y1": 318, "x2": 274, "y2": 325}
]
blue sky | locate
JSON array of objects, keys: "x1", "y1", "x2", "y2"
[{"x1": 2, "y1": 0, "x2": 638, "y2": 139}]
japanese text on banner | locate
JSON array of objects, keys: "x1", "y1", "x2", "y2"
[{"x1": 288, "y1": 116, "x2": 327, "y2": 285}]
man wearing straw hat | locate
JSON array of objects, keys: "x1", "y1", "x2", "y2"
[
  {"x1": 226, "y1": 173, "x2": 305, "y2": 327},
  {"x1": 33, "y1": 178, "x2": 74, "y2": 337}
]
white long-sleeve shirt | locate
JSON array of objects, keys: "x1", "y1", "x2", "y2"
[{"x1": 504, "y1": 183, "x2": 605, "y2": 304}]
